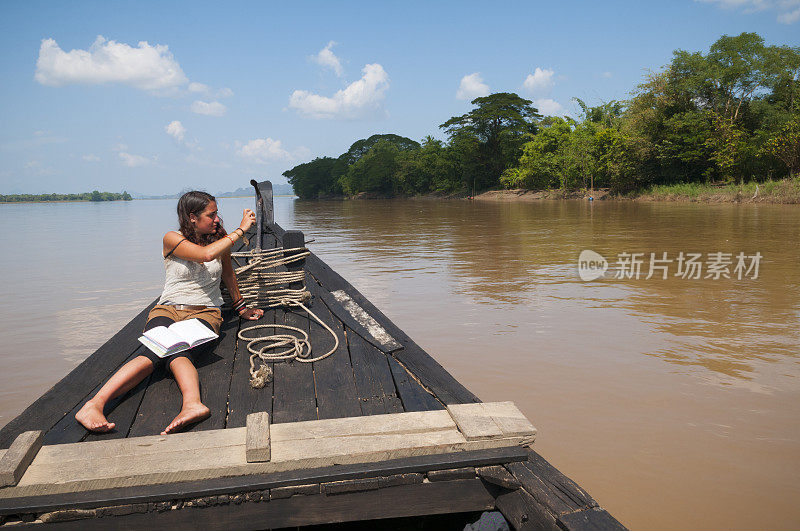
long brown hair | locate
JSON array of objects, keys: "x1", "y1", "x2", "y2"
[{"x1": 176, "y1": 191, "x2": 227, "y2": 245}]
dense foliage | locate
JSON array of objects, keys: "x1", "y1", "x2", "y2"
[
  {"x1": 0, "y1": 191, "x2": 133, "y2": 203},
  {"x1": 284, "y1": 33, "x2": 800, "y2": 198}
]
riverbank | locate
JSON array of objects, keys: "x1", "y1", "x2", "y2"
[
  {"x1": 472, "y1": 179, "x2": 800, "y2": 204},
  {"x1": 0, "y1": 191, "x2": 132, "y2": 203}
]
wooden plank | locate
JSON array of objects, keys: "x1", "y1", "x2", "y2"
[
  {"x1": 0, "y1": 301, "x2": 156, "y2": 449},
  {"x1": 387, "y1": 355, "x2": 443, "y2": 412},
  {"x1": 5, "y1": 408, "x2": 530, "y2": 496},
  {"x1": 313, "y1": 286, "x2": 398, "y2": 354},
  {"x1": 505, "y1": 451, "x2": 598, "y2": 518},
  {"x1": 557, "y1": 508, "x2": 628, "y2": 530},
  {"x1": 30, "y1": 429, "x2": 246, "y2": 465},
  {"x1": 0, "y1": 446, "x2": 528, "y2": 515},
  {"x1": 4, "y1": 432, "x2": 528, "y2": 496},
  {"x1": 271, "y1": 409, "x2": 455, "y2": 442},
  {"x1": 261, "y1": 231, "x2": 277, "y2": 250},
  {"x1": 189, "y1": 312, "x2": 239, "y2": 431},
  {"x1": 495, "y1": 487, "x2": 559, "y2": 531},
  {"x1": 329, "y1": 289, "x2": 402, "y2": 351},
  {"x1": 346, "y1": 328, "x2": 404, "y2": 415},
  {"x1": 426, "y1": 467, "x2": 475, "y2": 481},
  {"x1": 306, "y1": 298, "x2": 362, "y2": 420},
  {"x1": 225, "y1": 309, "x2": 274, "y2": 429},
  {"x1": 254, "y1": 179, "x2": 274, "y2": 226},
  {"x1": 29, "y1": 410, "x2": 455, "y2": 466},
  {"x1": 42, "y1": 346, "x2": 153, "y2": 446},
  {"x1": 23, "y1": 479, "x2": 495, "y2": 530},
  {"x1": 0, "y1": 431, "x2": 43, "y2": 486},
  {"x1": 447, "y1": 403, "x2": 504, "y2": 440},
  {"x1": 301, "y1": 249, "x2": 480, "y2": 405},
  {"x1": 270, "y1": 307, "x2": 317, "y2": 423},
  {"x1": 448, "y1": 402, "x2": 535, "y2": 443},
  {"x1": 476, "y1": 465, "x2": 520, "y2": 490},
  {"x1": 483, "y1": 401, "x2": 537, "y2": 440},
  {"x1": 245, "y1": 412, "x2": 270, "y2": 463}
]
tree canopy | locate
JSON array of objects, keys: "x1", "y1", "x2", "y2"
[
  {"x1": 283, "y1": 33, "x2": 800, "y2": 199},
  {"x1": 440, "y1": 92, "x2": 541, "y2": 190}
]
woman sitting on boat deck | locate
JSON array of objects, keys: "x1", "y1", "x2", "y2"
[{"x1": 76, "y1": 191, "x2": 264, "y2": 435}]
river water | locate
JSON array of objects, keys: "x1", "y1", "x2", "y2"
[{"x1": 1, "y1": 197, "x2": 798, "y2": 529}]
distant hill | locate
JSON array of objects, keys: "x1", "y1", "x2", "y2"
[
  {"x1": 216, "y1": 183, "x2": 295, "y2": 197},
  {"x1": 130, "y1": 183, "x2": 295, "y2": 200}
]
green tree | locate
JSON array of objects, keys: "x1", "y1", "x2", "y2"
[
  {"x1": 338, "y1": 134, "x2": 420, "y2": 166},
  {"x1": 340, "y1": 140, "x2": 404, "y2": 195},
  {"x1": 502, "y1": 117, "x2": 572, "y2": 190},
  {"x1": 283, "y1": 157, "x2": 342, "y2": 199},
  {"x1": 763, "y1": 114, "x2": 800, "y2": 179},
  {"x1": 440, "y1": 92, "x2": 541, "y2": 190}
]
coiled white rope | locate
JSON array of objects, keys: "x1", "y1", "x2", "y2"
[{"x1": 227, "y1": 247, "x2": 339, "y2": 388}]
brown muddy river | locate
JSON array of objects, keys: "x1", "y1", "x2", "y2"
[{"x1": 1, "y1": 197, "x2": 798, "y2": 529}]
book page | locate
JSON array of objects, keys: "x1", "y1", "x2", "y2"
[
  {"x1": 142, "y1": 326, "x2": 186, "y2": 351},
  {"x1": 138, "y1": 336, "x2": 169, "y2": 358},
  {"x1": 168, "y1": 318, "x2": 218, "y2": 348}
]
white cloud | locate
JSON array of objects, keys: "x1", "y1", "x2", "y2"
[
  {"x1": 188, "y1": 82, "x2": 209, "y2": 93},
  {"x1": 118, "y1": 152, "x2": 152, "y2": 167},
  {"x1": 23, "y1": 160, "x2": 56, "y2": 176},
  {"x1": 293, "y1": 146, "x2": 312, "y2": 161},
  {"x1": 82, "y1": 154, "x2": 100, "y2": 162},
  {"x1": 778, "y1": 5, "x2": 800, "y2": 22},
  {"x1": 289, "y1": 63, "x2": 389, "y2": 119},
  {"x1": 535, "y1": 98, "x2": 565, "y2": 116},
  {"x1": 696, "y1": 0, "x2": 769, "y2": 11},
  {"x1": 165, "y1": 120, "x2": 186, "y2": 142},
  {"x1": 191, "y1": 100, "x2": 227, "y2": 116},
  {"x1": 312, "y1": 41, "x2": 344, "y2": 77},
  {"x1": 35, "y1": 36, "x2": 188, "y2": 91},
  {"x1": 188, "y1": 82, "x2": 233, "y2": 98},
  {"x1": 456, "y1": 73, "x2": 490, "y2": 101},
  {"x1": 602, "y1": 71, "x2": 613, "y2": 79},
  {"x1": 237, "y1": 138, "x2": 291, "y2": 163},
  {"x1": 523, "y1": 68, "x2": 555, "y2": 97},
  {"x1": 696, "y1": 0, "x2": 800, "y2": 22}
]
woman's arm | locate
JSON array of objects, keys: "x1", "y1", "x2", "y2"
[
  {"x1": 221, "y1": 249, "x2": 263, "y2": 320},
  {"x1": 164, "y1": 209, "x2": 255, "y2": 263}
]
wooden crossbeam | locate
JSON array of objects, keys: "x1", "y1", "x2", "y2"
[
  {"x1": 0, "y1": 431, "x2": 43, "y2": 487},
  {"x1": 245, "y1": 412, "x2": 270, "y2": 463},
  {"x1": 0, "y1": 404, "x2": 535, "y2": 499}
]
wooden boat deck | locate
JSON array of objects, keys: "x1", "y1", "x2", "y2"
[{"x1": 0, "y1": 184, "x2": 625, "y2": 529}]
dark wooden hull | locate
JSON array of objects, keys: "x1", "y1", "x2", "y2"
[{"x1": 0, "y1": 185, "x2": 625, "y2": 530}]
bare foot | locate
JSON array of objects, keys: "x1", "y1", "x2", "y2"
[
  {"x1": 75, "y1": 400, "x2": 116, "y2": 433},
  {"x1": 161, "y1": 403, "x2": 210, "y2": 435}
]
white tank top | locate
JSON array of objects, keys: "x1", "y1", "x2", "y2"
[{"x1": 158, "y1": 235, "x2": 224, "y2": 307}]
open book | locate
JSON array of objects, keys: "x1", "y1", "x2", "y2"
[{"x1": 138, "y1": 318, "x2": 219, "y2": 358}]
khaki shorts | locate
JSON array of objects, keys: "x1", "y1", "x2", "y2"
[{"x1": 145, "y1": 305, "x2": 223, "y2": 334}]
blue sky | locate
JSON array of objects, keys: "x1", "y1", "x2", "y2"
[{"x1": 1, "y1": 0, "x2": 798, "y2": 195}]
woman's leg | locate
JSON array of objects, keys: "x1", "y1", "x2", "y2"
[
  {"x1": 161, "y1": 356, "x2": 210, "y2": 435},
  {"x1": 75, "y1": 355, "x2": 155, "y2": 432},
  {"x1": 77, "y1": 314, "x2": 170, "y2": 432}
]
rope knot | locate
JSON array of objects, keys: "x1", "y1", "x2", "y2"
[{"x1": 250, "y1": 365, "x2": 273, "y2": 389}]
